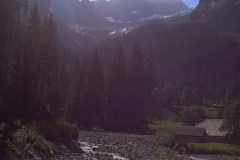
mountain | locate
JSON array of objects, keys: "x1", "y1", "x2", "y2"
[
  {"x1": 51, "y1": 0, "x2": 187, "y2": 26},
  {"x1": 191, "y1": 0, "x2": 240, "y2": 33},
  {"x1": 94, "y1": 0, "x2": 240, "y2": 100},
  {"x1": 26, "y1": 0, "x2": 190, "y2": 49},
  {"x1": 50, "y1": 0, "x2": 190, "y2": 41}
]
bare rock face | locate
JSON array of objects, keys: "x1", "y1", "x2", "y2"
[
  {"x1": 191, "y1": 0, "x2": 240, "y2": 33},
  {"x1": 192, "y1": 0, "x2": 240, "y2": 20}
]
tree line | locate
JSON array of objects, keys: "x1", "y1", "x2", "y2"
[
  {"x1": 1, "y1": 3, "x2": 60, "y2": 123},
  {"x1": 0, "y1": 3, "x2": 159, "y2": 132}
]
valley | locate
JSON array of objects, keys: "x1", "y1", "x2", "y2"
[{"x1": 1, "y1": 0, "x2": 240, "y2": 159}]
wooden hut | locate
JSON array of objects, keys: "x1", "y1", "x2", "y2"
[{"x1": 173, "y1": 126, "x2": 207, "y2": 143}]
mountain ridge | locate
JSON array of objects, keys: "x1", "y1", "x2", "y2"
[
  {"x1": 191, "y1": 0, "x2": 240, "y2": 33},
  {"x1": 50, "y1": 0, "x2": 187, "y2": 26},
  {"x1": 93, "y1": 0, "x2": 240, "y2": 100}
]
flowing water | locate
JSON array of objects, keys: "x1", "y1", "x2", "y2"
[{"x1": 79, "y1": 141, "x2": 129, "y2": 160}]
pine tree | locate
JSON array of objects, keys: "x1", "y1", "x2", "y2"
[
  {"x1": 127, "y1": 46, "x2": 148, "y2": 131},
  {"x1": 107, "y1": 46, "x2": 127, "y2": 130},
  {"x1": 71, "y1": 57, "x2": 88, "y2": 123},
  {"x1": 81, "y1": 52, "x2": 105, "y2": 129},
  {"x1": 160, "y1": 83, "x2": 178, "y2": 107},
  {"x1": 41, "y1": 14, "x2": 58, "y2": 86},
  {"x1": 37, "y1": 14, "x2": 59, "y2": 120},
  {"x1": 20, "y1": 4, "x2": 42, "y2": 121},
  {"x1": 180, "y1": 87, "x2": 193, "y2": 106},
  {"x1": 145, "y1": 51, "x2": 158, "y2": 120},
  {"x1": 0, "y1": 0, "x2": 27, "y2": 123}
]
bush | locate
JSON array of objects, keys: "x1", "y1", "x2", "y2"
[
  {"x1": 180, "y1": 106, "x2": 206, "y2": 125},
  {"x1": 37, "y1": 119, "x2": 79, "y2": 143},
  {"x1": 56, "y1": 119, "x2": 79, "y2": 141},
  {"x1": 163, "y1": 136, "x2": 188, "y2": 154},
  {"x1": 6, "y1": 127, "x2": 55, "y2": 158},
  {"x1": 224, "y1": 101, "x2": 240, "y2": 143}
]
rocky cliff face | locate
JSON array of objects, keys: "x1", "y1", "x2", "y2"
[
  {"x1": 191, "y1": 0, "x2": 240, "y2": 33},
  {"x1": 192, "y1": 0, "x2": 240, "y2": 19}
]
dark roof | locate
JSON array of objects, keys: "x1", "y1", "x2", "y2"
[{"x1": 174, "y1": 126, "x2": 206, "y2": 137}]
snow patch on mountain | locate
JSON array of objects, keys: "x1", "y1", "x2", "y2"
[
  {"x1": 132, "y1": 11, "x2": 140, "y2": 14},
  {"x1": 105, "y1": 17, "x2": 122, "y2": 23},
  {"x1": 139, "y1": 14, "x2": 174, "y2": 21},
  {"x1": 139, "y1": 6, "x2": 194, "y2": 21}
]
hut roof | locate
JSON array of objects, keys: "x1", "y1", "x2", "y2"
[
  {"x1": 174, "y1": 126, "x2": 206, "y2": 137},
  {"x1": 195, "y1": 119, "x2": 227, "y2": 136}
]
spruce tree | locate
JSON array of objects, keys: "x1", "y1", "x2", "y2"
[
  {"x1": 0, "y1": 0, "x2": 27, "y2": 123},
  {"x1": 181, "y1": 87, "x2": 194, "y2": 106},
  {"x1": 21, "y1": 4, "x2": 42, "y2": 121},
  {"x1": 38, "y1": 14, "x2": 59, "y2": 120},
  {"x1": 81, "y1": 52, "x2": 105, "y2": 129},
  {"x1": 72, "y1": 57, "x2": 88, "y2": 123},
  {"x1": 107, "y1": 46, "x2": 127, "y2": 130},
  {"x1": 145, "y1": 51, "x2": 157, "y2": 120},
  {"x1": 127, "y1": 46, "x2": 148, "y2": 131}
]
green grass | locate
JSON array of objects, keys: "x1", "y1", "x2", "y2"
[
  {"x1": 202, "y1": 106, "x2": 223, "y2": 118},
  {"x1": 149, "y1": 120, "x2": 180, "y2": 138},
  {"x1": 187, "y1": 143, "x2": 240, "y2": 156},
  {"x1": 161, "y1": 108, "x2": 179, "y2": 121}
]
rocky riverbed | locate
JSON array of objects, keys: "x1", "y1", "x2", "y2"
[
  {"x1": 51, "y1": 130, "x2": 188, "y2": 160},
  {"x1": 3, "y1": 130, "x2": 238, "y2": 160}
]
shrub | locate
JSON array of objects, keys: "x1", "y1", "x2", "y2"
[
  {"x1": 224, "y1": 101, "x2": 240, "y2": 143},
  {"x1": 56, "y1": 119, "x2": 79, "y2": 141},
  {"x1": 180, "y1": 106, "x2": 206, "y2": 125},
  {"x1": 163, "y1": 135, "x2": 177, "y2": 148},
  {"x1": 6, "y1": 126, "x2": 55, "y2": 158},
  {"x1": 37, "y1": 119, "x2": 79, "y2": 143}
]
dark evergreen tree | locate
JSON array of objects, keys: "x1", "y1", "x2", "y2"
[
  {"x1": 57, "y1": 58, "x2": 71, "y2": 120},
  {"x1": 81, "y1": 52, "x2": 105, "y2": 129},
  {"x1": 0, "y1": 0, "x2": 27, "y2": 123},
  {"x1": 192, "y1": 87, "x2": 202, "y2": 105},
  {"x1": 20, "y1": 4, "x2": 42, "y2": 121},
  {"x1": 160, "y1": 83, "x2": 178, "y2": 107},
  {"x1": 71, "y1": 57, "x2": 88, "y2": 123},
  {"x1": 107, "y1": 46, "x2": 127, "y2": 130},
  {"x1": 180, "y1": 87, "x2": 194, "y2": 106},
  {"x1": 38, "y1": 14, "x2": 59, "y2": 120},
  {"x1": 126, "y1": 46, "x2": 148, "y2": 131},
  {"x1": 144, "y1": 51, "x2": 158, "y2": 121}
]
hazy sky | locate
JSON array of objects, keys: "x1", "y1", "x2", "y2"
[
  {"x1": 182, "y1": 0, "x2": 199, "y2": 6},
  {"x1": 80, "y1": 0, "x2": 200, "y2": 7}
]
